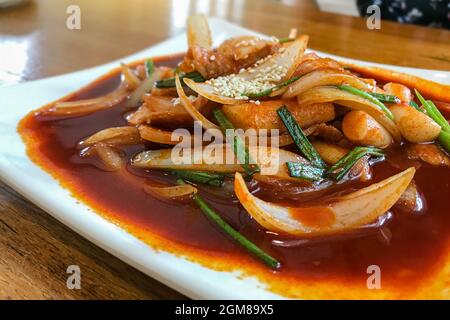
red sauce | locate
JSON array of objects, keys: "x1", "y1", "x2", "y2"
[
  {"x1": 289, "y1": 206, "x2": 335, "y2": 228},
  {"x1": 18, "y1": 54, "x2": 450, "y2": 299}
]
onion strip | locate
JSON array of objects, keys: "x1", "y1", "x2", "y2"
[
  {"x1": 138, "y1": 125, "x2": 193, "y2": 145},
  {"x1": 81, "y1": 144, "x2": 124, "y2": 172},
  {"x1": 234, "y1": 167, "x2": 415, "y2": 236},
  {"x1": 121, "y1": 63, "x2": 141, "y2": 90},
  {"x1": 175, "y1": 74, "x2": 219, "y2": 130},
  {"x1": 79, "y1": 126, "x2": 142, "y2": 147},
  {"x1": 132, "y1": 144, "x2": 310, "y2": 183},
  {"x1": 46, "y1": 84, "x2": 129, "y2": 116},
  {"x1": 144, "y1": 183, "x2": 197, "y2": 201},
  {"x1": 126, "y1": 64, "x2": 165, "y2": 108},
  {"x1": 297, "y1": 86, "x2": 401, "y2": 141},
  {"x1": 187, "y1": 14, "x2": 212, "y2": 50},
  {"x1": 283, "y1": 70, "x2": 370, "y2": 99}
]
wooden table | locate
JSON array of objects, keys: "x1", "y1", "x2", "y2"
[{"x1": 0, "y1": 0, "x2": 449, "y2": 299}]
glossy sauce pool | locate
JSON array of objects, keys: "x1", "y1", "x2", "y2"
[{"x1": 18, "y1": 55, "x2": 450, "y2": 299}]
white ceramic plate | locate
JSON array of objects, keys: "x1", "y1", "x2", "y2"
[{"x1": 0, "y1": 18, "x2": 449, "y2": 300}]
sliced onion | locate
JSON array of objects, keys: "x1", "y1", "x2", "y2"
[
  {"x1": 79, "y1": 126, "x2": 142, "y2": 148},
  {"x1": 121, "y1": 63, "x2": 141, "y2": 90},
  {"x1": 132, "y1": 144, "x2": 309, "y2": 183},
  {"x1": 187, "y1": 14, "x2": 212, "y2": 50},
  {"x1": 312, "y1": 141, "x2": 349, "y2": 165},
  {"x1": 294, "y1": 55, "x2": 345, "y2": 77},
  {"x1": 81, "y1": 144, "x2": 124, "y2": 172},
  {"x1": 127, "y1": 104, "x2": 153, "y2": 125},
  {"x1": 175, "y1": 74, "x2": 219, "y2": 130},
  {"x1": 288, "y1": 28, "x2": 298, "y2": 39},
  {"x1": 297, "y1": 86, "x2": 401, "y2": 141},
  {"x1": 274, "y1": 35, "x2": 309, "y2": 80},
  {"x1": 234, "y1": 167, "x2": 415, "y2": 236},
  {"x1": 138, "y1": 125, "x2": 192, "y2": 145},
  {"x1": 283, "y1": 70, "x2": 370, "y2": 99},
  {"x1": 271, "y1": 213, "x2": 393, "y2": 247},
  {"x1": 128, "y1": 108, "x2": 193, "y2": 127},
  {"x1": 132, "y1": 95, "x2": 194, "y2": 126},
  {"x1": 45, "y1": 84, "x2": 129, "y2": 116},
  {"x1": 217, "y1": 35, "x2": 277, "y2": 61},
  {"x1": 144, "y1": 183, "x2": 197, "y2": 201},
  {"x1": 183, "y1": 78, "x2": 240, "y2": 104},
  {"x1": 343, "y1": 62, "x2": 450, "y2": 104},
  {"x1": 394, "y1": 180, "x2": 424, "y2": 213},
  {"x1": 184, "y1": 36, "x2": 309, "y2": 104},
  {"x1": 406, "y1": 143, "x2": 450, "y2": 167},
  {"x1": 126, "y1": 67, "x2": 165, "y2": 108}
]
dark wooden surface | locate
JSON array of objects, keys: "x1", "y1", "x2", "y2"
[{"x1": 0, "y1": 0, "x2": 449, "y2": 299}]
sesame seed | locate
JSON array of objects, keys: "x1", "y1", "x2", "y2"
[
  {"x1": 171, "y1": 95, "x2": 197, "y2": 105},
  {"x1": 206, "y1": 61, "x2": 288, "y2": 99}
]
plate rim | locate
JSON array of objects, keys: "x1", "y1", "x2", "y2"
[{"x1": 0, "y1": 17, "x2": 449, "y2": 300}]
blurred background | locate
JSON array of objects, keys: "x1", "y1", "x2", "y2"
[
  {"x1": 318, "y1": 0, "x2": 449, "y2": 29},
  {"x1": 0, "y1": 0, "x2": 449, "y2": 87}
]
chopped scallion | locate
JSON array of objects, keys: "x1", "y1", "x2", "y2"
[
  {"x1": 439, "y1": 131, "x2": 450, "y2": 153},
  {"x1": 287, "y1": 162, "x2": 326, "y2": 181},
  {"x1": 278, "y1": 37, "x2": 295, "y2": 43},
  {"x1": 277, "y1": 106, "x2": 326, "y2": 168},
  {"x1": 177, "y1": 179, "x2": 280, "y2": 269},
  {"x1": 213, "y1": 109, "x2": 260, "y2": 176},
  {"x1": 409, "y1": 100, "x2": 420, "y2": 110},
  {"x1": 415, "y1": 90, "x2": 450, "y2": 132},
  {"x1": 368, "y1": 92, "x2": 400, "y2": 104},
  {"x1": 415, "y1": 89, "x2": 450, "y2": 152},
  {"x1": 337, "y1": 85, "x2": 394, "y2": 120},
  {"x1": 145, "y1": 59, "x2": 155, "y2": 77},
  {"x1": 126, "y1": 59, "x2": 155, "y2": 108},
  {"x1": 155, "y1": 71, "x2": 205, "y2": 88},
  {"x1": 328, "y1": 147, "x2": 384, "y2": 181},
  {"x1": 172, "y1": 170, "x2": 225, "y2": 187}
]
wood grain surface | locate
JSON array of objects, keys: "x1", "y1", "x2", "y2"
[{"x1": 0, "y1": 0, "x2": 449, "y2": 300}]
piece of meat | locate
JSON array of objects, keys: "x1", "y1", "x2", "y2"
[
  {"x1": 406, "y1": 143, "x2": 450, "y2": 167},
  {"x1": 308, "y1": 123, "x2": 344, "y2": 144},
  {"x1": 394, "y1": 180, "x2": 424, "y2": 213},
  {"x1": 80, "y1": 143, "x2": 124, "y2": 172},
  {"x1": 221, "y1": 99, "x2": 335, "y2": 133},
  {"x1": 294, "y1": 54, "x2": 346, "y2": 77},
  {"x1": 179, "y1": 36, "x2": 280, "y2": 79},
  {"x1": 127, "y1": 95, "x2": 204, "y2": 128},
  {"x1": 348, "y1": 155, "x2": 372, "y2": 182}
]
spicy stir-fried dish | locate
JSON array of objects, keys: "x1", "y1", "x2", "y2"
[{"x1": 19, "y1": 15, "x2": 450, "y2": 298}]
